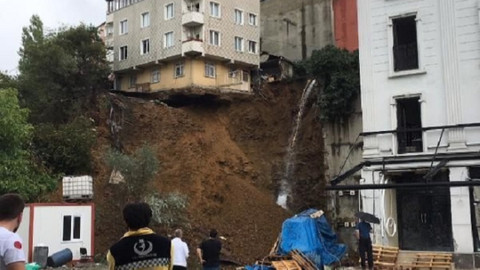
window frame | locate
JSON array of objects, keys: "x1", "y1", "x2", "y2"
[
  {"x1": 174, "y1": 62, "x2": 184, "y2": 78},
  {"x1": 151, "y1": 69, "x2": 160, "y2": 83},
  {"x1": 248, "y1": 40, "x2": 257, "y2": 54},
  {"x1": 234, "y1": 9, "x2": 244, "y2": 25},
  {"x1": 62, "y1": 215, "x2": 81, "y2": 242},
  {"x1": 165, "y1": 3, "x2": 175, "y2": 20},
  {"x1": 234, "y1": 36, "x2": 244, "y2": 52},
  {"x1": 209, "y1": 30, "x2": 220, "y2": 46},
  {"x1": 106, "y1": 22, "x2": 114, "y2": 36},
  {"x1": 248, "y1": 13, "x2": 257, "y2": 26},
  {"x1": 387, "y1": 12, "x2": 426, "y2": 78},
  {"x1": 205, "y1": 62, "x2": 216, "y2": 78},
  {"x1": 141, "y1": 12, "x2": 150, "y2": 28},
  {"x1": 210, "y1": 2, "x2": 221, "y2": 18},
  {"x1": 164, "y1": 31, "x2": 174, "y2": 48},
  {"x1": 129, "y1": 75, "x2": 137, "y2": 88},
  {"x1": 119, "y1": 45, "x2": 128, "y2": 60},
  {"x1": 119, "y1": 19, "x2": 128, "y2": 35},
  {"x1": 141, "y1": 38, "x2": 150, "y2": 55}
]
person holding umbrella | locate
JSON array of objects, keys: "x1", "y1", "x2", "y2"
[{"x1": 355, "y1": 212, "x2": 379, "y2": 270}]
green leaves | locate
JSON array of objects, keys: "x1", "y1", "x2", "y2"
[
  {"x1": 296, "y1": 45, "x2": 360, "y2": 123},
  {"x1": 105, "y1": 144, "x2": 160, "y2": 201},
  {"x1": 0, "y1": 88, "x2": 56, "y2": 201},
  {"x1": 145, "y1": 192, "x2": 189, "y2": 227}
]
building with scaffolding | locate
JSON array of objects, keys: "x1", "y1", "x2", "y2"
[
  {"x1": 105, "y1": 0, "x2": 259, "y2": 93},
  {"x1": 345, "y1": 0, "x2": 480, "y2": 267}
]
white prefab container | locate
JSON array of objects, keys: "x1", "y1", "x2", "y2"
[
  {"x1": 17, "y1": 203, "x2": 95, "y2": 263},
  {"x1": 62, "y1": 176, "x2": 93, "y2": 200}
]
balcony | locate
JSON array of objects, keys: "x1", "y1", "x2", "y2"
[
  {"x1": 182, "y1": 39, "x2": 204, "y2": 56},
  {"x1": 182, "y1": 11, "x2": 204, "y2": 27}
]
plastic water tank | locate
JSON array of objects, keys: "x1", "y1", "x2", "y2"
[
  {"x1": 47, "y1": 248, "x2": 72, "y2": 267},
  {"x1": 33, "y1": 246, "x2": 49, "y2": 268}
]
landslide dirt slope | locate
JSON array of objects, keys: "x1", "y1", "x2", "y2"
[{"x1": 91, "y1": 81, "x2": 325, "y2": 264}]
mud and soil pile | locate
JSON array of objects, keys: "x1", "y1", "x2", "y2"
[{"x1": 90, "y1": 81, "x2": 325, "y2": 264}]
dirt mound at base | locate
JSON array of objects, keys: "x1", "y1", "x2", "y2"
[{"x1": 91, "y1": 81, "x2": 325, "y2": 264}]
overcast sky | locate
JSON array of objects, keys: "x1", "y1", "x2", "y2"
[{"x1": 0, "y1": 0, "x2": 106, "y2": 74}]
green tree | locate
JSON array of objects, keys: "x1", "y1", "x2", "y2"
[
  {"x1": 18, "y1": 15, "x2": 109, "y2": 124},
  {"x1": 32, "y1": 117, "x2": 96, "y2": 175},
  {"x1": 145, "y1": 192, "x2": 189, "y2": 227},
  {"x1": 0, "y1": 88, "x2": 56, "y2": 201},
  {"x1": 105, "y1": 144, "x2": 160, "y2": 201},
  {"x1": 296, "y1": 45, "x2": 360, "y2": 122}
]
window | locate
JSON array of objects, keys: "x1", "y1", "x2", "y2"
[
  {"x1": 119, "y1": 46, "x2": 128, "y2": 60},
  {"x1": 120, "y1": 20, "x2": 128, "y2": 34},
  {"x1": 165, "y1": 3, "x2": 174, "y2": 20},
  {"x1": 151, "y1": 69, "x2": 160, "y2": 83},
  {"x1": 248, "y1": 40, "x2": 257, "y2": 53},
  {"x1": 164, "y1": 32, "x2": 174, "y2": 48},
  {"x1": 141, "y1": 39, "x2": 150, "y2": 55},
  {"x1": 106, "y1": 23, "x2": 113, "y2": 36},
  {"x1": 392, "y1": 15, "x2": 418, "y2": 71},
  {"x1": 248, "y1": 13, "x2": 257, "y2": 26},
  {"x1": 209, "y1": 30, "x2": 220, "y2": 46},
  {"x1": 175, "y1": 62, "x2": 184, "y2": 78},
  {"x1": 242, "y1": 70, "x2": 249, "y2": 82},
  {"x1": 141, "y1": 12, "x2": 150, "y2": 28},
  {"x1": 396, "y1": 97, "x2": 422, "y2": 154},
  {"x1": 129, "y1": 75, "x2": 137, "y2": 88},
  {"x1": 62, "y1": 216, "x2": 81, "y2": 241},
  {"x1": 205, "y1": 62, "x2": 216, "y2": 78},
  {"x1": 210, "y1": 2, "x2": 220, "y2": 18},
  {"x1": 234, "y1": 9, "x2": 243, "y2": 25},
  {"x1": 234, "y1": 36, "x2": 243, "y2": 52}
]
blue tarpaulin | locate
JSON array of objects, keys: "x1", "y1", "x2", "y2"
[{"x1": 278, "y1": 209, "x2": 346, "y2": 268}]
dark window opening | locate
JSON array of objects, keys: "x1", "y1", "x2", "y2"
[
  {"x1": 397, "y1": 97, "x2": 422, "y2": 154},
  {"x1": 62, "y1": 215, "x2": 72, "y2": 241},
  {"x1": 393, "y1": 15, "x2": 418, "y2": 71},
  {"x1": 73, "y1": 216, "x2": 81, "y2": 239}
]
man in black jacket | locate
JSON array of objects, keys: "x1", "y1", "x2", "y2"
[{"x1": 107, "y1": 202, "x2": 172, "y2": 270}]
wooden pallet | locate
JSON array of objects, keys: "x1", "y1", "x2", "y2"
[
  {"x1": 372, "y1": 244, "x2": 399, "y2": 269},
  {"x1": 271, "y1": 260, "x2": 302, "y2": 270},
  {"x1": 397, "y1": 252, "x2": 452, "y2": 270},
  {"x1": 290, "y1": 250, "x2": 319, "y2": 270}
]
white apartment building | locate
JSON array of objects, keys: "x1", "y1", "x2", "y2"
[
  {"x1": 105, "y1": 0, "x2": 260, "y2": 92},
  {"x1": 357, "y1": 0, "x2": 480, "y2": 263}
]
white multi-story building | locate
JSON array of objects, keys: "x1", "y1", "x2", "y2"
[
  {"x1": 105, "y1": 0, "x2": 259, "y2": 92},
  {"x1": 357, "y1": 0, "x2": 480, "y2": 263}
]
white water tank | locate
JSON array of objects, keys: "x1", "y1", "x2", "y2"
[{"x1": 62, "y1": 176, "x2": 93, "y2": 201}]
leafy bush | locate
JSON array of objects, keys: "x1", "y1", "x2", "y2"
[
  {"x1": 145, "y1": 192, "x2": 189, "y2": 227},
  {"x1": 0, "y1": 88, "x2": 56, "y2": 201},
  {"x1": 105, "y1": 144, "x2": 159, "y2": 200},
  {"x1": 296, "y1": 45, "x2": 360, "y2": 122},
  {"x1": 33, "y1": 117, "x2": 96, "y2": 175}
]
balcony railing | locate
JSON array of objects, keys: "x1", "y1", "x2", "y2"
[
  {"x1": 182, "y1": 39, "x2": 204, "y2": 56},
  {"x1": 182, "y1": 11, "x2": 204, "y2": 27}
]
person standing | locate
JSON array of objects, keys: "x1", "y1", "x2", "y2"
[
  {"x1": 355, "y1": 219, "x2": 373, "y2": 270},
  {"x1": 0, "y1": 193, "x2": 26, "y2": 270},
  {"x1": 107, "y1": 202, "x2": 172, "y2": 270},
  {"x1": 196, "y1": 229, "x2": 221, "y2": 270},
  {"x1": 171, "y1": 229, "x2": 189, "y2": 270}
]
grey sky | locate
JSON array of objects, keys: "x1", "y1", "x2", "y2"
[{"x1": 0, "y1": 0, "x2": 106, "y2": 74}]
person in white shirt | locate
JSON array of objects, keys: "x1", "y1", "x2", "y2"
[
  {"x1": 171, "y1": 229, "x2": 189, "y2": 270},
  {"x1": 0, "y1": 194, "x2": 25, "y2": 270}
]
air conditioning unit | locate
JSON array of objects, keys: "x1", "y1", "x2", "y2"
[{"x1": 62, "y1": 176, "x2": 93, "y2": 201}]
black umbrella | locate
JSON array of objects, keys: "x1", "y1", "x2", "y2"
[{"x1": 355, "y1": 212, "x2": 380, "y2": 224}]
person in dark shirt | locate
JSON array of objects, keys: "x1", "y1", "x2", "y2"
[
  {"x1": 355, "y1": 219, "x2": 373, "y2": 270},
  {"x1": 196, "y1": 229, "x2": 222, "y2": 270},
  {"x1": 106, "y1": 202, "x2": 172, "y2": 270}
]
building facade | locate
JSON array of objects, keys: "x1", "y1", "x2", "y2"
[
  {"x1": 106, "y1": 0, "x2": 260, "y2": 92},
  {"x1": 358, "y1": 0, "x2": 480, "y2": 264}
]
